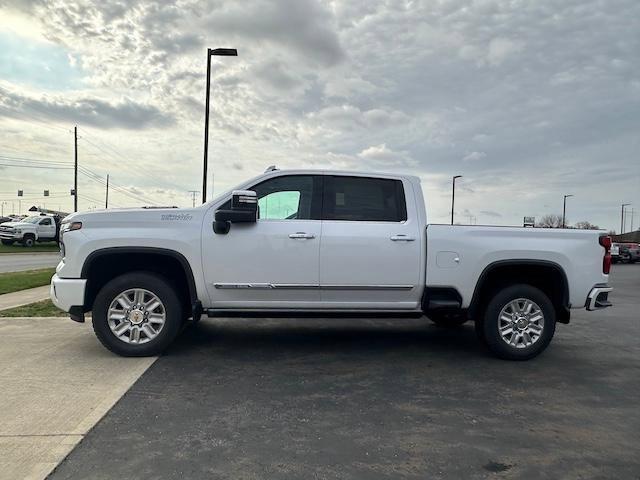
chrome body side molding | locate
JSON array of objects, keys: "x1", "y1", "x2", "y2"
[{"x1": 213, "y1": 283, "x2": 414, "y2": 291}]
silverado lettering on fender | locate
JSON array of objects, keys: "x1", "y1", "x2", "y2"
[{"x1": 50, "y1": 168, "x2": 613, "y2": 360}]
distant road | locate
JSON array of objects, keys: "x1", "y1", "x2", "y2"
[{"x1": 0, "y1": 253, "x2": 61, "y2": 273}]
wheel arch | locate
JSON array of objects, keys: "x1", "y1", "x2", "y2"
[
  {"x1": 469, "y1": 259, "x2": 570, "y2": 324},
  {"x1": 81, "y1": 247, "x2": 200, "y2": 317}
]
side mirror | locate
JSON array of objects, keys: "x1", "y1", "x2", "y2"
[
  {"x1": 213, "y1": 190, "x2": 257, "y2": 234},
  {"x1": 231, "y1": 190, "x2": 258, "y2": 213}
]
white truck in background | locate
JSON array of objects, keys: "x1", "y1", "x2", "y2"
[
  {"x1": 51, "y1": 168, "x2": 613, "y2": 360},
  {"x1": 0, "y1": 214, "x2": 59, "y2": 247}
]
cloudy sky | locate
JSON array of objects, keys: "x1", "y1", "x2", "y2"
[{"x1": 0, "y1": 0, "x2": 638, "y2": 231}]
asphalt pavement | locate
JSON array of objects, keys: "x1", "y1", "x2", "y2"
[
  {"x1": 0, "y1": 253, "x2": 60, "y2": 273},
  {"x1": 49, "y1": 265, "x2": 640, "y2": 480}
]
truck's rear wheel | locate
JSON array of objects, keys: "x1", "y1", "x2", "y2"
[
  {"x1": 22, "y1": 234, "x2": 35, "y2": 247},
  {"x1": 92, "y1": 272, "x2": 183, "y2": 357},
  {"x1": 480, "y1": 284, "x2": 556, "y2": 360}
]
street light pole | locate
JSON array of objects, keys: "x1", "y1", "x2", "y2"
[
  {"x1": 74, "y1": 126, "x2": 78, "y2": 212},
  {"x1": 202, "y1": 47, "x2": 238, "y2": 204},
  {"x1": 562, "y1": 194, "x2": 573, "y2": 228},
  {"x1": 451, "y1": 175, "x2": 462, "y2": 225},
  {"x1": 621, "y1": 203, "x2": 630, "y2": 234}
]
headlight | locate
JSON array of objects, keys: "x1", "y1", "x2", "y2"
[
  {"x1": 15, "y1": 229, "x2": 20, "y2": 234},
  {"x1": 60, "y1": 221, "x2": 82, "y2": 234}
]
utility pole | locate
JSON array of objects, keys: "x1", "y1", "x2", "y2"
[
  {"x1": 562, "y1": 194, "x2": 573, "y2": 228},
  {"x1": 74, "y1": 126, "x2": 78, "y2": 212},
  {"x1": 621, "y1": 203, "x2": 630, "y2": 234},
  {"x1": 631, "y1": 208, "x2": 635, "y2": 232},
  {"x1": 105, "y1": 174, "x2": 109, "y2": 209},
  {"x1": 188, "y1": 190, "x2": 199, "y2": 208},
  {"x1": 451, "y1": 175, "x2": 462, "y2": 225}
]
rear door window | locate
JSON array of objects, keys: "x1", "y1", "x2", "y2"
[{"x1": 322, "y1": 176, "x2": 407, "y2": 222}]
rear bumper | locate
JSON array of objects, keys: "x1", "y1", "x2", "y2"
[
  {"x1": 50, "y1": 274, "x2": 86, "y2": 320},
  {"x1": 586, "y1": 285, "x2": 613, "y2": 311}
]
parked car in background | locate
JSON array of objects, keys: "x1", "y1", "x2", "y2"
[
  {"x1": 611, "y1": 243, "x2": 638, "y2": 263},
  {"x1": 617, "y1": 243, "x2": 640, "y2": 263},
  {"x1": 52, "y1": 168, "x2": 613, "y2": 361},
  {"x1": 0, "y1": 216, "x2": 12, "y2": 225},
  {"x1": 0, "y1": 214, "x2": 60, "y2": 247},
  {"x1": 611, "y1": 243, "x2": 620, "y2": 263}
]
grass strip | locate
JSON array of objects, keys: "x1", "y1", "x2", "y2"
[
  {"x1": 0, "y1": 268, "x2": 56, "y2": 295},
  {"x1": 0, "y1": 242, "x2": 60, "y2": 253}
]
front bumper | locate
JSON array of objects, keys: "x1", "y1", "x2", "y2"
[
  {"x1": 50, "y1": 274, "x2": 86, "y2": 319},
  {"x1": 586, "y1": 285, "x2": 613, "y2": 311},
  {"x1": 0, "y1": 232, "x2": 20, "y2": 240}
]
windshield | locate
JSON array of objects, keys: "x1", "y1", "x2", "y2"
[{"x1": 21, "y1": 216, "x2": 43, "y2": 224}]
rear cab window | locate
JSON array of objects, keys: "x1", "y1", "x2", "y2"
[{"x1": 322, "y1": 176, "x2": 407, "y2": 222}]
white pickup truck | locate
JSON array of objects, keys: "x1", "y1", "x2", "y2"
[
  {"x1": 50, "y1": 168, "x2": 613, "y2": 360},
  {"x1": 0, "y1": 214, "x2": 59, "y2": 247}
]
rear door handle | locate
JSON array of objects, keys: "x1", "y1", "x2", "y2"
[
  {"x1": 390, "y1": 234, "x2": 415, "y2": 241},
  {"x1": 289, "y1": 232, "x2": 315, "y2": 239}
]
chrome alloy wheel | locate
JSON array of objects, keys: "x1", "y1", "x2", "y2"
[
  {"x1": 107, "y1": 288, "x2": 166, "y2": 344},
  {"x1": 498, "y1": 298, "x2": 544, "y2": 349}
]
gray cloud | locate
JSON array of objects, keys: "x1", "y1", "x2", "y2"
[
  {"x1": 201, "y1": 0, "x2": 344, "y2": 67},
  {"x1": 0, "y1": 87, "x2": 174, "y2": 129}
]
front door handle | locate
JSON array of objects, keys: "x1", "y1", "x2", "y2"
[
  {"x1": 289, "y1": 232, "x2": 315, "y2": 239},
  {"x1": 390, "y1": 234, "x2": 415, "y2": 241}
]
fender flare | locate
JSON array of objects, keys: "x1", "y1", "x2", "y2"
[
  {"x1": 468, "y1": 259, "x2": 570, "y2": 319},
  {"x1": 81, "y1": 246, "x2": 199, "y2": 311}
]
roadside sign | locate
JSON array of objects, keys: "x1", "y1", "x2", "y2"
[{"x1": 524, "y1": 216, "x2": 535, "y2": 227}]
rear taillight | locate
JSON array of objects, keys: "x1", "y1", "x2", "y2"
[{"x1": 599, "y1": 235, "x2": 611, "y2": 274}]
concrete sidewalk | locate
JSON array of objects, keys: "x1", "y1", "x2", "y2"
[
  {"x1": 0, "y1": 317, "x2": 156, "y2": 480},
  {"x1": 0, "y1": 285, "x2": 50, "y2": 311}
]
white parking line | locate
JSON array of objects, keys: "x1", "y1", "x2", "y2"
[{"x1": 0, "y1": 317, "x2": 156, "y2": 480}]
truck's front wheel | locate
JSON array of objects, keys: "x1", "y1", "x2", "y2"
[
  {"x1": 1, "y1": 239, "x2": 14, "y2": 246},
  {"x1": 22, "y1": 234, "x2": 35, "y2": 247},
  {"x1": 92, "y1": 272, "x2": 183, "y2": 357},
  {"x1": 479, "y1": 284, "x2": 556, "y2": 360}
]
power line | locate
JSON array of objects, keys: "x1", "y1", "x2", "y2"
[
  {"x1": 78, "y1": 127, "x2": 191, "y2": 192},
  {"x1": 5, "y1": 109, "x2": 71, "y2": 134},
  {"x1": 0, "y1": 153, "x2": 72, "y2": 165},
  {"x1": 0, "y1": 162, "x2": 72, "y2": 170},
  {"x1": 78, "y1": 168, "x2": 159, "y2": 206},
  {"x1": 79, "y1": 193, "x2": 123, "y2": 208}
]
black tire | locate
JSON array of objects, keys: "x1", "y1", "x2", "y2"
[
  {"x1": 22, "y1": 234, "x2": 35, "y2": 247},
  {"x1": 92, "y1": 272, "x2": 183, "y2": 357},
  {"x1": 1, "y1": 239, "x2": 14, "y2": 246},
  {"x1": 480, "y1": 284, "x2": 556, "y2": 360},
  {"x1": 428, "y1": 312, "x2": 468, "y2": 328}
]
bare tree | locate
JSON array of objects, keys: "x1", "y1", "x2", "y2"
[
  {"x1": 574, "y1": 221, "x2": 600, "y2": 230},
  {"x1": 537, "y1": 214, "x2": 563, "y2": 228}
]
